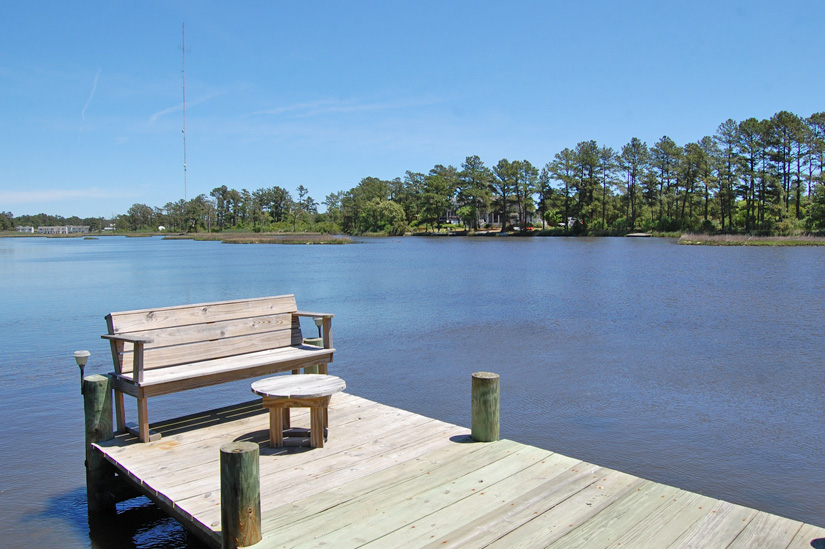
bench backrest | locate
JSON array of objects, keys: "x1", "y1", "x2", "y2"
[{"x1": 106, "y1": 295, "x2": 303, "y2": 374}]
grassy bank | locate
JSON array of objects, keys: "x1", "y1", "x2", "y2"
[
  {"x1": 161, "y1": 232, "x2": 353, "y2": 245},
  {"x1": 678, "y1": 233, "x2": 825, "y2": 246}
]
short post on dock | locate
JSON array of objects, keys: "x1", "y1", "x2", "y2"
[
  {"x1": 220, "y1": 441, "x2": 262, "y2": 549},
  {"x1": 471, "y1": 371, "x2": 500, "y2": 442}
]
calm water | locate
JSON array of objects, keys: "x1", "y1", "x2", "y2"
[{"x1": 1, "y1": 235, "x2": 823, "y2": 547}]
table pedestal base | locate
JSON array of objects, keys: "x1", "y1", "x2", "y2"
[{"x1": 262, "y1": 395, "x2": 331, "y2": 448}]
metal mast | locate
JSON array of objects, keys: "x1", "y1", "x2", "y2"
[{"x1": 181, "y1": 22, "x2": 188, "y2": 201}]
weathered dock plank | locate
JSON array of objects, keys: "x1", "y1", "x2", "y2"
[
  {"x1": 483, "y1": 469, "x2": 646, "y2": 548},
  {"x1": 607, "y1": 489, "x2": 716, "y2": 547},
  {"x1": 256, "y1": 436, "x2": 497, "y2": 538},
  {"x1": 792, "y1": 524, "x2": 825, "y2": 548},
  {"x1": 726, "y1": 511, "x2": 804, "y2": 548},
  {"x1": 93, "y1": 392, "x2": 825, "y2": 549},
  {"x1": 541, "y1": 481, "x2": 684, "y2": 548},
  {"x1": 360, "y1": 451, "x2": 584, "y2": 548},
  {"x1": 418, "y1": 461, "x2": 607, "y2": 548},
  {"x1": 666, "y1": 500, "x2": 759, "y2": 548},
  {"x1": 269, "y1": 443, "x2": 550, "y2": 548}
]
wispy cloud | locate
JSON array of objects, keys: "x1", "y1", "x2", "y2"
[
  {"x1": 148, "y1": 90, "x2": 228, "y2": 125},
  {"x1": 148, "y1": 103, "x2": 181, "y2": 125},
  {"x1": 0, "y1": 188, "x2": 135, "y2": 204},
  {"x1": 81, "y1": 68, "x2": 102, "y2": 120}
]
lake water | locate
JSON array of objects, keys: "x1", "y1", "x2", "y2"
[{"x1": 1, "y1": 235, "x2": 823, "y2": 547}]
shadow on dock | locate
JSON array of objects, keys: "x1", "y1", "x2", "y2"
[{"x1": 112, "y1": 399, "x2": 268, "y2": 445}]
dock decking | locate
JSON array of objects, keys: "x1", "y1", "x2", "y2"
[{"x1": 94, "y1": 393, "x2": 825, "y2": 548}]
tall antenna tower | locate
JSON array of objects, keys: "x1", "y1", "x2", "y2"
[{"x1": 180, "y1": 22, "x2": 188, "y2": 201}]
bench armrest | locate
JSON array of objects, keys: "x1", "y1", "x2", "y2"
[
  {"x1": 101, "y1": 334, "x2": 150, "y2": 383},
  {"x1": 293, "y1": 311, "x2": 334, "y2": 319},
  {"x1": 102, "y1": 334, "x2": 155, "y2": 344},
  {"x1": 293, "y1": 312, "x2": 333, "y2": 352}
]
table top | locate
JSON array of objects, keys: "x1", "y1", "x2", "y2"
[{"x1": 251, "y1": 374, "x2": 346, "y2": 399}]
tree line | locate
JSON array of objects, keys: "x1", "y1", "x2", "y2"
[
  {"x1": 0, "y1": 183, "x2": 326, "y2": 234},
  {"x1": 333, "y1": 110, "x2": 825, "y2": 235},
  {"x1": 118, "y1": 184, "x2": 325, "y2": 233},
  {"x1": 0, "y1": 211, "x2": 107, "y2": 232},
  {"x1": 4, "y1": 109, "x2": 824, "y2": 236}
]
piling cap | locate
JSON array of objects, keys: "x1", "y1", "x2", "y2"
[{"x1": 220, "y1": 441, "x2": 259, "y2": 455}]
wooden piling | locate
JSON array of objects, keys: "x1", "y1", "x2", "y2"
[
  {"x1": 83, "y1": 374, "x2": 115, "y2": 513},
  {"x1": 220, "y1": 441, "x2": 262, "y2": 549},
  {"x1": 471, "y1": 371, "x2": 500, "y2": 442}
]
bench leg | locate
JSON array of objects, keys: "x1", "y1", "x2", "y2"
[
  {"x1": 269, "y1": 407, "x2": 284, "y2": 448},
  {"x1": 282, "y1": 408, "x2": 290, "y2": 430},
  {"x1": 137, "y1": 397, "x2": 150, "y2": 443},
  {"x1": 114, "y1": 389, "x2": 126, "y2": 433}
]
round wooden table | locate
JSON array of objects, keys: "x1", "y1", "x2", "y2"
[{"x1": 251, "y1": 374, "x2": 346, "y2": 448}]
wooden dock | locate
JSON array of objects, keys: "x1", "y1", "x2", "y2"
[{"x1": 93, "y1": 392, "x2": 825, "y2": 548}]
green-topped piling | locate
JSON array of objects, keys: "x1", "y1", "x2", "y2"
[
  {"x1": 471, "y1": 371, "x2": 500, "y2": 442},
  {"x1": 83, "y1": 373, "x2": 115, "y2": 513},
  {"x1": 220, "y1": 441, "x2": 262, "y2": 548}
]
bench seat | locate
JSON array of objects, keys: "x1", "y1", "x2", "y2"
[{"x1": 113, "y1": 345, "x2": 335, "y2": 397}]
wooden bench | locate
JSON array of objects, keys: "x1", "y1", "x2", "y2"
[{"x1": 102, "y1": 295, "x2": 334, "y2": 443}]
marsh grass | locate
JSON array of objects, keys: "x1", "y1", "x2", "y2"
[
  {"x1": 162, "y1": 232, "x2": 352, "y2": 245},
  {"x1": 678, "y1": 233, "x2": 825, "y2": 246}
]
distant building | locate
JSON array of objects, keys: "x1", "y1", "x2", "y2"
[
  {"x1": 16, "y1": 226, "x2": 35, "y2": 233},
  {"x1": 36, "y1": 225, "x2": 90, "y2": 234}
]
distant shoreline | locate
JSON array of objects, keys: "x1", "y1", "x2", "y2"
[
  {"x1": 0, "y1": 231, "x2": 353, "y2": 245},
  {"x1": 5, "y1": 230, "x2": 825, "y2": 246}
]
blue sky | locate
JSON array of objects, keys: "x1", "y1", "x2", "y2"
[{"x1": 2, "y1": 1, "x2": 824, "y2": 218}]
